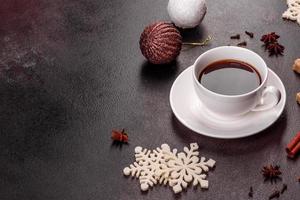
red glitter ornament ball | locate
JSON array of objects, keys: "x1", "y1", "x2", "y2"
[{"x1": 139, "y1": 22, "x2": 182, "y2": 64}]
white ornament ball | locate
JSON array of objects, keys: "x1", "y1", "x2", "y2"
[{"x1": 167, "y1": 0, "x2": 207, "y2": 29}]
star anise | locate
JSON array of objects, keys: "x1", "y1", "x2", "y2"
[
  {"x1": 261, "y1": 32, "x2": 280, "y2": 44},
  {"x1": 111, "y1": 129, "x2": 128, "y2": 143},
  {"x1": 267, "y1": 43, "x2": 284, "y2": 56},
  {"x1": 262, "y1": 165, "x2": 282, "y2": 183}
]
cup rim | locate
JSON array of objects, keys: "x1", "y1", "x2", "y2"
[{"x1": 193, "y1": 46, "x2": 268, "y2": 98}]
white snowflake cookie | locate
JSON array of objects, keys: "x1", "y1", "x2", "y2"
[
  {"x1": 123, "y1": 145, "x2": 167, "y2": 191},
  {"x1": 282, "y1": 0, "x2": 300, "y2": 25},
  {"x1": 123, "y1": 143, "x2": 216, "y2": 194}
]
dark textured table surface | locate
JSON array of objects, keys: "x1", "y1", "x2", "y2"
[{"x1": 0, "y1": 0, "x2": 300, "y2": 200}]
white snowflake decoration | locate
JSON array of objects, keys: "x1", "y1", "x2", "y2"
[
  {"x1": 160, "y1": 143, "x2": 216, "y2": 193},
  {"x1": 123, "y1": 145, "x2": 167, "y2": 191},
  {"x1": 282, "y1": 0, "x2": 300, "y2": 25},
  {"x1": 123, "y1": 143, "x2": 216, "y2": 194}
]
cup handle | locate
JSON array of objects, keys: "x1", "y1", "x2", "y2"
[{"x1": 251, "y1": 86, "x2": 281, "y2": 112}]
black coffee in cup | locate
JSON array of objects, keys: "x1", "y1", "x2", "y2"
[{"x1": 198, "y1": 59, "x2": 261, "y2": 95}]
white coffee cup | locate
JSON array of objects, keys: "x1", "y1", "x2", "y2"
[{"x1": 193, "y1": 46, "x2": 281, "y2": 119}]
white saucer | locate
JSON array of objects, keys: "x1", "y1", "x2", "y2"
[{"x1": 169, "y1": 66, "x2": 286, "y2": 139}]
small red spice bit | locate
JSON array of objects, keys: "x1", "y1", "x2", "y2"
[
  {"x1": 248, "y1": 186, "x2": 253, "y2": 197},
  {"x1": 262, "y1": 165, "x2": 282, "y2": 183},
  {"x1": 286, "y1": 131, "x2": 300, "y2": 159},
  {"x1": 237, "y1": 41, "x2": 247, "y2": 47},
  {"x1": 261, "y1": 32, "x2": 280, "y2": 44},
  {"x1": 280, "y1": 184, "x2": 287, "y2": 194},
  {"x1": 245, "y1": 31, "x2": 254, "y2": 38},
  {"x1": 230, "y1": 34, "x2": 240, "y2": 39},
  {"x1": 111, "y1": 129, "x2": 128, "y2": 143},
  {"x1": 267, "y1": 43, "x2": 284, "y2": 56},
  {"x1": 269, "y1": 190, "x2": 280, "y2": 200}
]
